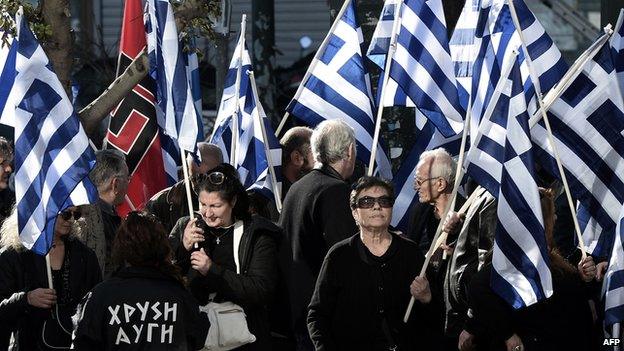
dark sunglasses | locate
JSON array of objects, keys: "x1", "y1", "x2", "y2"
[
  {"x1": 196, "y1": 171, "x2": 227, "y2": 185},
  {"x1": 59, "y1": 209, "x2": 82, "y2": 221},
  {"x1": 355, "y1": 196, "x2": 394, "y2": 209}
]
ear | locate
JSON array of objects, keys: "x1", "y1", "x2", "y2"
[
  {"x1": 291, "y1": 150, "x2": 304, "y2": 167},
  {"x1": 111, "y1": 177, "x2": 120, "y2": 194},
  {"x1": 347, "y1": 143, "x2": 355, "y2": 161}
]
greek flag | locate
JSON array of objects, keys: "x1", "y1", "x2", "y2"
[
  {"x1": 391, "y1": 110, "x2": 462, "y2": 232},
  {"x1": 211, "y1": 27, "x2": 282, "y2": 205},
  {"x1": 146, "y1": 0, "x2": 203, "y2": 153},
  {"x1": 530, "y1": 28, "x2": 624, "y2": 259},
  {"x1": 210, "y1": 28, "x2": 252, "y2": 165},
  {"x1": 0, "y1": 36, "x2": 16, "y2": 126},
  {"x1": 8, "y1": 10, "x2": 98, "y2": 255},
  {"x1": 467, "y1": 54, "x2": 552, "y2": 308},
  {"x1": 367, "y1": 0, "x2": 414, "y2": 107},
  {"x1": 383, "y1": 0, "x2": 465, "y2": 137},
  {"x1": 449, "y1": 0, "x2": 480, "y2": 111},
  {"x1": 286, "y1": 0, "x2": 392, "y2": 180},
  {"x1": 471, "y1": 0, "x2": 567, "y2": 144},
  {"x1": 604, "y1": 204, "x2": 624, "y2": 326}
]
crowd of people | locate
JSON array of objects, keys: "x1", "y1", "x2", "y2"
[{"x1": 0, "y1": 119, "x2": 610, "y2": 350}]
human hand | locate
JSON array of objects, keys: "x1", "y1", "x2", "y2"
[
  {"x1": 27, "y1": 288, "x2": 56, "y2": 308},
  {"x1": 191, "y1": 248, "x2": 212, "y2": 276},
  {"x1": 578, "y1": 256, "x2": 597, "y2": 282},
  {"x1": 182, "y1": 218, "x2": 204, "y2": 251},
  {"x1": 596, "y1": 261, "x2": 608, "y2": 282},
  {"x1": 505, "y1": 334, "x2": 523, "y2": 351},
  {"x1": 410, "y1": 276, "x2": 432, "y2": 304},
  {"x1": 458, "y1": 329, "x2": 475, "y2": 351},
  {"x1": 443, "y1": 211, "x2": 464, "y2": 235}
]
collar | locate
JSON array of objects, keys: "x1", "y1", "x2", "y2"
[
  {"x1": 97, "y1": 197, "x2": 118, "y2": 217},
  {"x1": 318, "y1": 164, "x2": 344, "y2": 181}
]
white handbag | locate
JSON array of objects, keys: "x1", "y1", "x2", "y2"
[{"x1": 201, "y1": 221, "x2": 256, "y2": 351}]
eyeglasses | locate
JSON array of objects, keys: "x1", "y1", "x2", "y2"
[
  {"x1": 196, "y1": 171, "x2": 227, "y2": 185},
  {"x1": 59, "y1": 209, "x2": 82, "y2": 221},
  {"x1": 414, "y1": 177, "x2": 440, "y2": 187},
  {"x1": 355, "y1": 196, "x2": 394, "y2": 209}
]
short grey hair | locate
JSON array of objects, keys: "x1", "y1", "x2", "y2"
[
  {"x1": 197, "y1": 142, "x2": 223, "y2": 165},
  {"x1": 90, "y1": 149, "x2": 127, "y2": 190},
  {"x1": 417, "y1": 148, "x2": 456, "y2": 188},
  {"x1": 280, "y1": 126, "x2": 313, "y2": 165},
  {"x1": 311, "y1": 120, "x2": 356, "y2": 165}
]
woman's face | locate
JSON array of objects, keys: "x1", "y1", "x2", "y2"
[
  {"x1": 199, "y1": 191, "x2": 235, "y2": 228},
  {"x1": 54, "y1": 206, "x2": 80, "y2": 237},
  {"x1": 352, "y1": 186, "x2": 393, "y2": 231}
]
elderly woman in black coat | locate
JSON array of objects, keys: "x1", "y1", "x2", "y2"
[
  {"x1": 170, "y1": 163, "x2": 280, "y2": 350},
  {"x1": 307, "y1": 176, "x2": 437, "y2": 351},
  {"x1": 0, "y1": 206, "x2": 101, "y2": 350}
]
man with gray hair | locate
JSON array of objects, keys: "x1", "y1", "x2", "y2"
[
  {"x1": 278, "y1": 120, "x2": 358, "y2": 350},
  {"x1": 79, "y1": 149, "x2": 130, "y2": 278},
  {"x1": 146, "y1": 142, "x2": 223, "y2": 232}
]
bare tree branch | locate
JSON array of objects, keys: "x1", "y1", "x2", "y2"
[
  {"x1": 41, "y1": 0, "x2": 73, "y2": 97},
  {"x1": 79, "y1": 51, "x2": 149, "y2": 135}
]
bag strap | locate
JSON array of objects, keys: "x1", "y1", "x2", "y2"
[{"x1": 233, "y1": 220, "x2": 244, "y2": 274}]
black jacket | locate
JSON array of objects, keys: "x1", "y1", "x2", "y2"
[
  {"x1": 277, "y1": 165, "x2": 358, "y2": 329},
  {"x1": 170, "y1": 215, "x2": 281, "y2": 351},
  {"x1": 146, "y1": 180, "x2": 199, "y2": 234},
  {"x1": 0, "y1": 236, "x2": 101, "y2": 350},
  {"x1": 307, "y1": 233, "x2": 437, "y2": 351},
  {"x1": 71, "y1": 266, "x2": 208, "y2": 351}
]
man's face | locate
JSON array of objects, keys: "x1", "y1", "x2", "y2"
[
  {"x1": 192, "y1": 155, "x2": 221, "y2": 176},
  {"x1": 0, "y1": 154, "x2": 13, "y2": 190},
  {"x1": 413, "y1": 159, "x2": 438, "y2": 204}
]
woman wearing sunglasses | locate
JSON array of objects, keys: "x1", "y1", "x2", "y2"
[
  {"x1": 169, "y1": 163, "x2": 280, "y2": 350},
  {"x1": 307, "y1": 176, "x2": 437, "y2": 351},
  {"x1": 0, "y1": 206, "x2": 101, "y2": 350}
]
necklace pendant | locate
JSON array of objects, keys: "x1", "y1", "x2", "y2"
[{"x1": 216, "y1": 238, "x2": 220, "y2": 245}]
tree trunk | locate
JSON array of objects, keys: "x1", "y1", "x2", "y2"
[
  {"x1": 41, "y1": 0, "x2": 73, "y2": 98},
  {"x1": 78, "y1": 52, "x2": 149, "y2": 135}
]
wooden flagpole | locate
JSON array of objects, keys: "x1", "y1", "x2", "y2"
[
  {"x1": 367, "y1": 0, "x2": 402, "y2": 176},
  {"x1": 507, "y1": 0, "x2": 597, "y2": 259},
  {"x1": 248, "y1": 71, "x2": 283, "y2": 212},
  {"x1": 230, "y1": 14, "x2": 247, "y2": 167}
]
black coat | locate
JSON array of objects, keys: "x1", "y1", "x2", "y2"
[
  {"x1": 170, "y1": 215, "x2": 281, "y2": 351},
  {"x1": 307, "y1": 233, "x2": 437, "y2": 350},
  {"x1": 0, "y1": 236, "x2": 101, "y2": 350},
  {"x1": 71, "y1": 266, "x2": 209, "y2": 351},
  {"x1": 467, "y1": 261, "x2": 594, "y2": 351},
  {"x1": 277, "y1": 165, "x2": 358, "y2": 329}
]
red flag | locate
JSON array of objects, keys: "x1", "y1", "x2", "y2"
[{"x1": 106, "y1": 0, "x2": 167, "y2": 216}]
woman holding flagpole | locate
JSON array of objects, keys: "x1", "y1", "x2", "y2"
[
  {"x1": 170, "y1": 163, "x2": 281, "y2": 350},
  {"x1": 307, "y1": 176, "x2": 437, "y2": 350},
  {"x1": 0, "y1": 206, "x2": 101, "y2": 350}
]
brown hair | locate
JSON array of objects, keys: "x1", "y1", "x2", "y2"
[{"x1": 113, "y1": 211, "x2": 183, "y2": 284}]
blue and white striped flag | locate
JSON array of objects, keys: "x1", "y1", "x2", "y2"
[
  {"x1": 286, "y1": 0, "x2": 393, "y2": 180},
  {"x1": 449, "y1": 0, "x2": 480, "y2": 111},
  {"x1": 467, "y1": 54, "x2": 552, "y2": 308},
  {"x1": 367, "y1": 0, "x2": 414, "y2": 108},
  {"x1": 471, "y1": 0, "x2": 567, "y2": 144},
  {"x1": 492, "y1": 60, "x2": 551, "y2": 308},
  {"x1": 211, "y1": 26, "x2": 282, "y2": 204},
  {"x1": 146, "y1": 0, "x2": 203, "y2": 153},
  {"x1": 385, "y1": 0, "x2": 465, "y2": 137},
  {"x1": 0, "y1": 35, "x2": 16, "y2": 126},
  {"x1": 210, "y1": 28, "x2": 252, "y2": 165},
  {"x1": 604, "y1": 203, "x2": 624, "y2": 326},
  {"x1": 391, "y1": 110, "x2": 462, "y2": 232},
  {"x1": 7, "y1": 10, "x2": 98, "y2": 255},
  {"x1": 530, "y1": 28, "x2": 624, "y2": 259}
]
